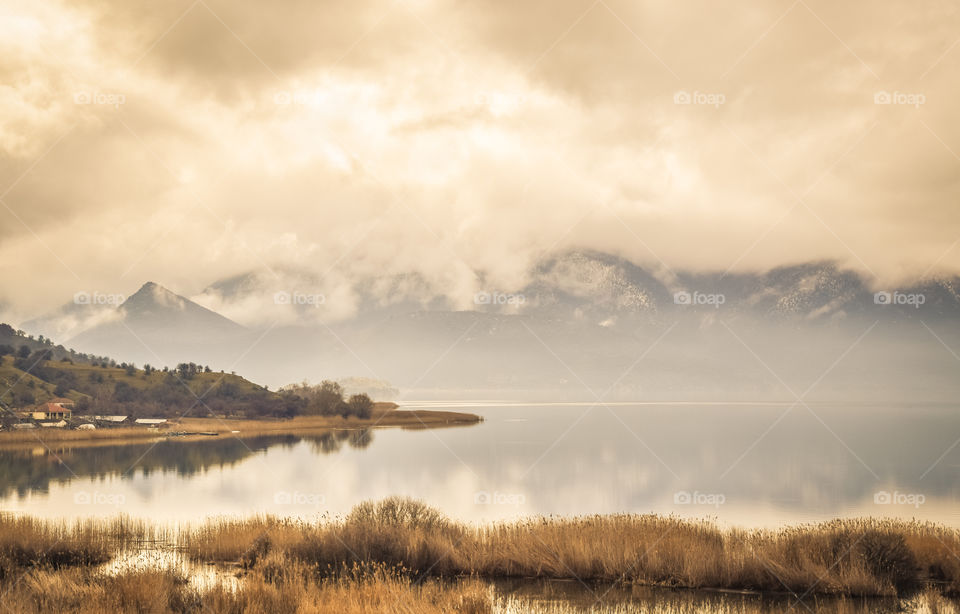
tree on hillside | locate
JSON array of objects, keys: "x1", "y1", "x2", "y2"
[
  {"x1": 176, "y1": 362, "x2": 199, "y2": 380},
  {"x1": 17, "y1": 345, "x2": 30, "y2": 359},
  {"x1": 0, "y1": 345, "x2": 14, "y2": 357}
]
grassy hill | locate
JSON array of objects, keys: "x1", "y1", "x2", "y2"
[
  {"x1": 0, "y1": 323, "x2": 368, "y2": 421},
  {"x1": 0, "y1": 321, "x2": 275, "y2": 416},
  {"x1": 0, "y1": 353, "x2": 285, "y2": 419}
]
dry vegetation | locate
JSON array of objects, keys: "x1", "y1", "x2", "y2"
[
  {"x1": 0, "y1": 515, "x2": 155, "y2": 578},
  {"x1": 182, "y1": 499, "x2": 960, "y2": 598},
  {"x1": 0, "y1": 564, "x2": 492, "y2": 614},
  {"x1": 2, "y1": 499, "x2": 960, "y2": 612}
]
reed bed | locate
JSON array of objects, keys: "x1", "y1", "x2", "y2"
[
  {"x1": 181, "y1": 498, "x2": 960, "y2": 598},
  {"x1": 1, "y1": 565, "x2": 957, "y2": 613},
  {"x1": 2, "y1": 498, "x2": 960, "y2": 611},
  {"x1": 0, "y1": 514, "x2": 158, "y2": 578},
  {"x1": 0, "y1": 563, "x2": 491, "y2": 614}
]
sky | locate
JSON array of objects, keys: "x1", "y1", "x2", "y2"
[{"x1": 1, "y1": 0, "x2": 959, "y2": 320}]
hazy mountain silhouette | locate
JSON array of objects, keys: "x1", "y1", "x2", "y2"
[
  {"x1": 20, "y1": 255, "x2": 960, "y2": 401},
  {"x1": 63, "y1": 282, "x2": 247, "y2": 368}
]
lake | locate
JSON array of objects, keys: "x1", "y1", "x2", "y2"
[{"x1": 1, "y1": 401, "x2": 957, "y2": 527}]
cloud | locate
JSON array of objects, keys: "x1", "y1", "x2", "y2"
[{"x1": 0, "y1": 0, "x2": 958, "y2": 319}]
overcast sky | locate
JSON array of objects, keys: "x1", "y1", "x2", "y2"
[{"x1": 1, "y1": 0, "x2": 959, "y2": 319}]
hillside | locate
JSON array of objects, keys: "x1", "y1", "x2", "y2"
[
  {"x1": 0, "y1": 324, "x2": 368, "y2": 421},
  {"x1": 0, "y1": 353, "x2": 283, "y2": 420}
]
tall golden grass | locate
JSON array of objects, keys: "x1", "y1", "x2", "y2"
[
  {"x1": 0, "y1": 514, "x2": 156, "y2": 578},
  {"x1": 0, "y1": 563, "x2": 491, "y2": 614},
  {"x1": 1, "y1": 563, "x2": 958, "y2": 613},
  {"x1": 181, "y1": 498, "x2": 960, "y2": 598},
  {"x1": 2, "y1": 498, "x2": 960, "y2": 612}
]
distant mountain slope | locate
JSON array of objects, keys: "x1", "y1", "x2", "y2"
[
  {"x1": 64, "y1": 282, "x2": 248, "y2": 368},
  {"x1": 117, "y1": 282, "x2": 244, "y2": 335}
]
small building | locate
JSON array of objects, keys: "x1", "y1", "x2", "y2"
[
  {"x1": 39, "y1": 420, "x2": 67, "y2": 428},
  {"x1": 93, "y1": 415, "x2": 129, "y2": 424},
  {"x1": 75, "y1": 423, "x2": 96, "y2": 430},
  {"x1": 12, "y1": 423, "x2": 36, "y2": 430},
  {"x1": 134, "y1": 418, "x2": 168, "y2": 427}
]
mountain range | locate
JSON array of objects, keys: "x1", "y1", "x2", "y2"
[{"x1": 19, "y1": 252, "x2": 960, "y2": 402}]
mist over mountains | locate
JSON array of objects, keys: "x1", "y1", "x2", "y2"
[{"x1": 19, "y1": 252, "x2": 960, "y2": 403}]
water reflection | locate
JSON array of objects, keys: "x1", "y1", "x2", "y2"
[
  {"x1": 0, "y1": 429, "x2": 374, "y2": 499},
  {"x1": 0, "y1": 403, "x2": 958, "y2": 526}
]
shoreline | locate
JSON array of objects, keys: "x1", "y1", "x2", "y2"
[{"x1": 0, "y1": 404, "x2": 482, "y2": 450}]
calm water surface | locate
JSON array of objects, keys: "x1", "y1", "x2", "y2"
[{"x1": 1, "y1": 402, "x2": 958, "y2": 527}]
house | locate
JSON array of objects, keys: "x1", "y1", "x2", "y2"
[
  {"x1": 48, "y1": 397, "x2": 76, "y2": 409},
  {"x1": 134, "y1": 418, "x2": 168, "y2": 427},
  {"x1": 39, "y1": 403, "x2": 72, "y2": 420},
  {"x1": 15, "y1": 403, "x2": 73, "y2": 421}
]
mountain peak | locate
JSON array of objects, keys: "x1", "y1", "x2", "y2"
[
  {"x1": 65, "y1": 281, "x2": 245, "y2": 356},
  {"x1": 131, "y1": 281, "x2": 171, "y2": 297},
  {"x1": 124, "y1": 281, "x2": 189, "y2": 313}
]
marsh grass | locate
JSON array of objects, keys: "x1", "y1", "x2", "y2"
[
  {"x1": 0, "y1": 563, "x2": 491, "y2": 614},
  {"x1": 2, "y1": 498, "x2": 960, "y2": 612},
  {"x1": 1, "y1": 565, "x2": 956, "y2": 613},
  {"x1": 0, "y1": 515, "x2": 157, "y2": 578},
  {"x1": 182, "y1": 499, "x2": 960, "y2": 598}
]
